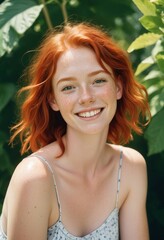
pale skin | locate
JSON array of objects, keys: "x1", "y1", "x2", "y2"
[{"x1": 1, "y1": 47, "x2": 149, "y2": 239}]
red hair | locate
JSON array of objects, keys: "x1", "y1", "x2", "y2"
[{"x1": 10, "y1": 22, "x2": 151, "y2": 155}]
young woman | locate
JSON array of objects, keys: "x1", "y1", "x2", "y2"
[{"x1": 0, "y1": 22, "x2": 150, "y2": 240}]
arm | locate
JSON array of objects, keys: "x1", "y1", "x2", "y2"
[
  {"x1": 5, "y1": 157, "x2": 53, "y2": 240},
  {"x1": 119, "y1": 150, "x2": 149, "y2": 240}
]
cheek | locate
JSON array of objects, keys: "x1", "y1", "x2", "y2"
[
  {"x1": 100, "y1": 85, "x2": 117, "y2": 100},
  {"x1": 56, "y1": 94, "x2": 74, "y2": 111}
]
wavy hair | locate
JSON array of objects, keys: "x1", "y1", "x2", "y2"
[{"x1": 10, "y1": 22, "x2": 151, "y2": 155}]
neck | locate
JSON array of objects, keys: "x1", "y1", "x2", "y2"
[{"x1": 63, "y1": 127, "x2": 110, "y2": 177}]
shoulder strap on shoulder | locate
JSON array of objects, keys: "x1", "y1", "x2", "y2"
[
  {"x1": 30, "y1": 154, "x2": 62, "y2": 219},
  {"x1": 115, "y1": 149, "x2": 123, "y2": 209},
  {"x1": 0, "y1": 216, "x2": 7, "y2": 238}
]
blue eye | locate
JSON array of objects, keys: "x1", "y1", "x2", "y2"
[{"x1": 61, "y1": 85, "x2": 75, "y2": 91}]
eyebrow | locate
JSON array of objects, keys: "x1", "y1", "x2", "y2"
[
  {"x1": 88, "y1": 69, "x2": 109, "y2": 77},
  {"x1": 56, "y1": 69, "x2": 110, "y2": 85}
]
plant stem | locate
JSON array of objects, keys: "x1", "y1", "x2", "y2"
[
  {"x1": 40, "y1": 0, "x2": 53, "y2": 29},
  {"x1": 60, "y1": 0, "x2": 68, "y2": 24}
]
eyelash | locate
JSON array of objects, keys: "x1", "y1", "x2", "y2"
[
  {"x1": 61, "y1": 85, "x2": 75, "y2": 92},
  {"x1": 94, "y1": 79, "x2": 107, "y2": 84}
]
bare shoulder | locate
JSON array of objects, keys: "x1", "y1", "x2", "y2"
[
  {"x1": 122, "y1": 145, "x2": 144, "y2": 159},
  {"x1": 1, "y1": 149, "x2": 58, "y2": 239},
  {"x1": 120, "y1": 146, "x2": 148, "y2": 197},
  {"x1": 5, "y1": 154, "x2": 54, "y2": 211},
  {"x1": 108, "y1": 144, "x2": 147, "y2": 171},
  {"x1": 6, "y1": 141, "x2": 60, "y2": 202},
  {"x1": 0, "y1": 142, "x2": 61, "y2": 239},
  {"x1": 118, "y1": 147, "x2": 149, "y2": 239},
  {"x1": 109, "y1": 145, "x2": 148, "y2": 201},
  {"x1": 121, "y1": 146, "x2": 147, "y2": 175},
  {"x1": 13, "y1": 140, "x2": 60, "y2": 179},
  {"x1": 9, "y1": 155, "x2": 52, "y2": 188}
]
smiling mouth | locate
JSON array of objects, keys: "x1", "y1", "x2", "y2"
[{"x1": 76, "y1": 108, "x2": 103, "y2": 118}]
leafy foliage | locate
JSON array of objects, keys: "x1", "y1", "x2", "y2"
[
  {"x1": 128, "y1": 33, "x2": 162, "y2": 52},
  {"x1": 127, "y1": 2, "x2": 164, "y2": 236},
  {"x1": 128, "y1": 0, "x2": 164, "y2": 156},
  {"x1": 0, "y1": 0, "x2": 43, "y2": 56}
]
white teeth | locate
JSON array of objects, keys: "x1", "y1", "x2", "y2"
[{"x1": 78, "y1": 109, "x2": 101, "y2": 118}]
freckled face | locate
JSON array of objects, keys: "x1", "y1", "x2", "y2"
[{"x1": 50, "y1": 47, "x2": 122, "y2": 135}]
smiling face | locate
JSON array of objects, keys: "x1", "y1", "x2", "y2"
[{"x1": 50, "y1": 47, "x2": 122, "y2": 136}]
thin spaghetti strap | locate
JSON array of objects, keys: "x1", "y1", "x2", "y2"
[
  {"x1": 0, "y1": 216, "x2": 7, "y2": 238},
  {"x1": 30, "y1": 154, "x2": 62, "y2": 220},
  {"x1": 115, "y1": 149, "x2": 123, "y2": 209}
]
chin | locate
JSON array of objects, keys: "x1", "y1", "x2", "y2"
[{"x1": 75, "y1": 124, "x2": 109, "y2": 136}]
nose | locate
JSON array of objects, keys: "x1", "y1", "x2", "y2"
[{"x1": 78, "y1": 86, "x2": 95, "y2": 105}]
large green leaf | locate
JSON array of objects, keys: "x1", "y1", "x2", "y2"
[
  {"x1": 140, "y1": 15, "x2": 164, "y2": 34},
  {"x1": 135, "y1": 56, "x2": 155, "y2": 76},
  {"x1": 0, "y1": 83, "x2": 15, "y2": 111},
  {"x1": 132, "y1": 0, "x2": 156, "y2": 16},
  {"x1": 0, "y1": 0, "x2": 43, "y2": 29},
  {"x1": 0, "y1": 0, "x2": 43, "y2": 56},
  {"x1": 127, "y1": 33, "x2": 162, "y2": 52},
  {"x1": 145, "y1": 108, "x2": 164, "y2": 155}
]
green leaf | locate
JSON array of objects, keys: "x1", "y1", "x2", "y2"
[
  {"x1": 135, "y1": 56, "x2": 155, "y2": 76},
  {"x1": 0, "y1": 0, "x2": 43, "y2": 56},
  {"x1": 143, "y1": 70, "x2": 162, "y2": 80},
  {"x1": 143, "y1": 70, "x2": 164, "y2": 90},
  {"x1": 2, "y1": 24, "x2": 20, "y2": 54},
  {"x1": 152, "y1": 0, "x2": 164, "y2": 6},
  {"x1": 140, "y1": 15, "x2": 164, "y2": 34},
  {"x1": 0, "y1": 29, "x2": 5, "y2": 56},
  {"x1": 150, "y1": 88, "x2": 164, "y2": 115},
  {"x1": 156, "y1": 52, "x2": 164, "y2": 72},
  {"x1": 132, "y1": 0, "x2": 156, "y2": 16},
  {"x1": 146, "y1": 73, "x2": 164, "y2": 95},
  {"x1": 145, "y1": 108, "x2": 164, "y2": 155},
  {"x1": 0, "y1": 83, "x2": 16, "y2": 111},
  {"x1": 152, "y1": 39, "x2": 163, "y2": 57},
  {"x1": 0, "y1": 0, "x2": 43, "y2": 28},
  {"x1": 127, "y1": 33, "x2": 162, "y2": 52},
  {"x1": 8, "y1": 5, "x2": 43, "y2": 35}
]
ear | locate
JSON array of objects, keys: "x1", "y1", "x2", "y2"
[
  {"x1": 48, "y1": 94, "x2": 59, "y2": 111},
  {"x1": 116, "y1": 77, "x2": 123, "y2": 100}
]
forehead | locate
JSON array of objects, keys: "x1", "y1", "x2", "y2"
[
  {"x1": 56, "y1": 47, "x2": 101, "y2": 73},
  {"x1": 53, "y1": 47, "x2": 112, "y2": 81}
]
